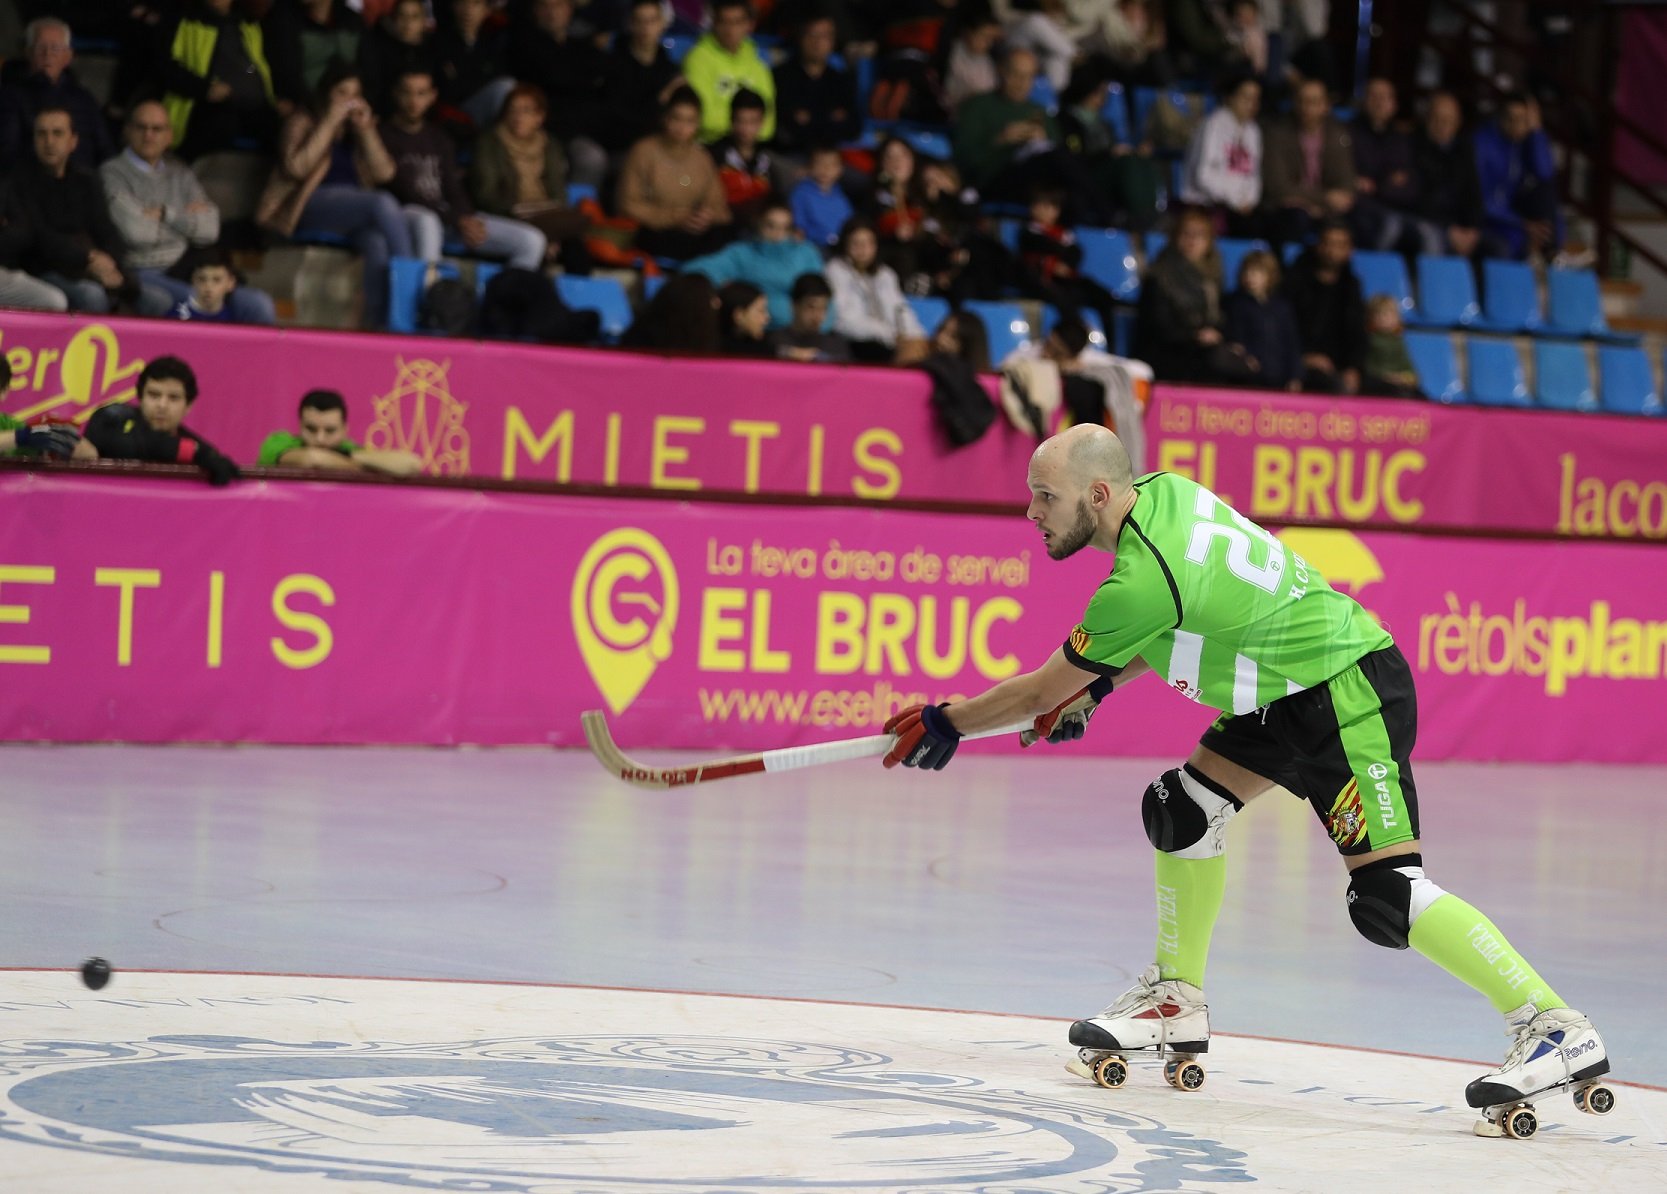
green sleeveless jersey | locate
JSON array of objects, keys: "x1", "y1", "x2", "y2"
[{"x1": 1062, "y1": 472, "x2": 1393, "y2": 714}]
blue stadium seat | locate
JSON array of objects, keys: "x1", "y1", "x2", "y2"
[
  {"x1": 904, "y1": 295, "x2": 950, "y2": 337},
  {"x1": 1029, "y1": 74, "x2": 1059, "y2": 114},
  {"x1": 1599, "y1": 345, "x2": 1662, "y2": 415},
  {"x1": 1040, "y1": 304, "x2": 1108, "y2": 351},
  {"x1": 1100, "y1": 82, "x2": 1132, "y2": 145},
  {"x1": 555, "y1": 275, "x2": 633, "y2": 342},
  {"x1": 1282, "y1": 241, "x2": 1302, "y2": 266},
  {"x1": 1112, "y1": 308, "x2": 1135, "y2": 357},
  {"x1": 996, "y1": 218, "x2": 1022, "y2": 252},
  {"x1": 566, "y1": 182, "x2": 598, "y2": 208},
  {"x1": 962, "y1": 300, "x2": 1032, "y2": 364},
  {"x1": 1403, "y1": 330, "x2": 1465, "y2": 403},
  {"x1": 1533, "y1": 340, "x2": 1597, "y2": 411},
  {"x1": 642, "y1": 273, "x2": 666, "y2": 302},
  {"x1": 1352, "y1": 250, "x2": 1414, "y2": 314},
  {"x1": 1130, "y1": 86, "x2": 1160, "y2": 137},
  {"x1": 1543, "y1": 267, "x2": 1637, "y2": 342},
  {"x1": 1217, "y1": 237, "x2": 1268, "y2": 288},
  {"x1": 1476, "y1": 258, "x2": 1542, "y2": 333},
  {"x1": 1142, "y1": 229, "x2": 1167, "y2": 263},
  {"x1": 895, "y1": 123, "x2": 952, "y2": 161},
  {"x1": 1415, "y1": 254, "x2": 1480, "y2": 327},
  {"x1": 474, "y1": 261, "x2": 502, "y2": 292},
  {"x1": 1077, "y1": 228, "x2": 1141, "y2": 302},
  {"x1": 662, "y1": 33, "x2": 696, "y2": 62},
  {"x1": 1467, "y1": 337, "x2": 1532, "y2": 407}
]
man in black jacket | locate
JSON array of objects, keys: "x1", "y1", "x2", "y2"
[
  {"x1": 1282, "y1": 219, "x2": 1367, "y2": 395},
  {"x1": 1412, "y1": 91, "x2": 1484, "y2": 261},
  {"x1": 772, "y1": 14, "x2": 860, "y2": 157},
  {"x1": 84, "y1": 356, "x2": 241, "y2": 486},
  {"x1": 7, "y1": 107, "x2": 167, "y2": 314},
  {"x1": 1350, "y1": 77, "x2": 1434, "y2": 257},
  {"x1": 598, "y1": 0, "x2": 682, "y2": 154},
  {"x1": 509, "y1": 0, "x2": 608, "y2": 187},
  {"x1": 0, "y1": 16, "x2": 115, "y2": 170}
]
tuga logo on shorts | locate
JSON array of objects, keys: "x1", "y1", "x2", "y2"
[
  {"x1": 1367, "y1": 763, "x2": 1389, "y2": 780},
  {"x1": 571, "y1": 529, "x2": 680, "y2": 714}
]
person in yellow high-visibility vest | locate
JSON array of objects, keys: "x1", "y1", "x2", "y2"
[{"x1": 160, "y1": 0, "x2": 281, "y2": 159}]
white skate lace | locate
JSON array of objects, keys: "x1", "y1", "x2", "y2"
[
  {"x1": 1097, "y1": 965, "x2": 1165, "y2": 1019},
  {"x1": 1497, "y1": 1012, "x2": 1585, "y2": 1084}
]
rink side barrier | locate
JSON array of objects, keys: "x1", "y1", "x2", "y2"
[
  {"x1": 3, "y1": 309, "x2": 1666, "y2": 538},
  {"x1": 4, "y1": 467, "x2": 1666, "y2": 763}
]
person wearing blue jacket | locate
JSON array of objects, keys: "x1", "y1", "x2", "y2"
[
  {"x1": 1472, "y1": 92, "x2": 1563, "y2": 261},
  {"x1": 683, "y1": 197, "x2": 825, "y2": 327}
]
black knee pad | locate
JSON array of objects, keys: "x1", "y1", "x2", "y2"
[
  {"x1": 1142, "y1": 764, "x2": 1242, "y2": 858},
  {"x1": 1346, "y1": 853, "x2": 1433, "y2": 950}
]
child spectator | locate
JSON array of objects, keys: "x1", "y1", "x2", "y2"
[
  {"x1": 1016, "y1": 186, "x2": 1118, "y2": 339},
  {"x1": 1362, "y1": 293, "x2": 1422, "y2": 398},
  {"x1": 717, "y1": 280, "x2": 773, "y2": 356},
  {"x1": 167, "y1": 246, "x2": 240, "y2": 322},
  {"x1": 711, "y1": 89, "x2": 781, "y2": 228},
  {"x1": 790, "y1": 145, "x2": 853, "y2": 251},
  {"x1": 825, "y1": 216, "x2": 928, "y2": 364},
  {"x1": 257, "y1": 388, "x2": 422, "y2": 473},
  {"x1": 770, "y1": 272, "x2": 852, "y2": 363},
  {"x1": 1223, "y1": 249, "x2": 1302, "y2": 390}
]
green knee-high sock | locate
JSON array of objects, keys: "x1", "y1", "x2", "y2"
[
  {"x1": 1408, "y1": 893, "x2": 1567, "y2": 1015},
  {"x1": 1153, "y1": 852, "x2": 1226, "y2": 988}
]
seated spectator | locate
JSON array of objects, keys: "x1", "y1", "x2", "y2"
[
  {"x1": 1040, "y1": 316, "x2": 1111, "y2": 428},
  {"x1": 435, "y1": 0, "x2": 514, "y2": 130},
  {"x1": 940, "y1": 10, "x2": 1001, "y2": 114},
  {"x1": 711, "y1": 89, "x2": 782, "y2": 228},
  {"x1": 770, "y1": 271, "x2": 852, "y2": 362},
  {"x1": 255, "y1": 62, "x2": 410, "y2": 329},
  {"x1": 257, "y1": 388, "x2": 423, "y2": 473},
  {"x1": 1016, "y1": 184, "x2": 1118, "y2": 336},
  {"x1": 1005, "y1": 0, "x2": 1078, "y2": 93},
  {"x1": 599, "y1": 0, "x2": 683, "y2": 155},
  {"x1": 1058, "y1": 68, "x2": 1160, "y2": 231},
  {"x1": 9, "y1": 107, "x2": 165, "y2": 315},
  {"x1": 1178, "y1": 73, "x2": 1261, "y2": 235},
  {"x1": 931, "y1": 308, "x2": 993, "y2": 372},
  {"x1": 825, "y1": 216, "x2": 927, "y2": 363},
  {"x1": 1281, "y1": 218, "x2": 1366, "y2": 393},
  {"x1": 1073, "y1": 0, "x2": 1172, "y2": 88},
  {"x1": 717, "y1": 279, "x2": 773, "y2": 356},
  {"x1": 0, "y1": 359, "x2": 89, "y2": 457},
  {"x1": 1223, "y1": 0, "x2": 1268, "y2": 79},
  {"x1": 359, "y1": 0, "x2": 439, "y2": 116},
  {"x1": 1412, "y1": 91, "x2": 1483, "y2": 260},
  {"x1": 382, "y1": 69, "x2": 546, "y2": 271},
  {"x1": 166, "y1": 245, "x2": 249, "y2": 322},
  {"x1": 468, "y1": 83, "x2": 587, "y2": 266},
  {"x1": 684, "y1": 0, "x2": 776, "y2": 144},
  {"x1": 509, "y1": 0, "x2": 608, "y2": 188},
  {"x1": 1222, "y1": 248, "x2": 1301, "y2": 390},
  {"x1": 1166, "y1": 0, "x2": 1248, "y2": 84},
  {"x1": 772, "y1": 13, "x2": 860, "y2": 158},
  {"x1": 889, "y1": 157, "x2": 1014, "y2": 301},
  {"x1": 620, "y1": 272, "x2": 723, "y2": 352},
  {"x1": 684, "y1": 197, "x2": 824, "y2": 327},
  {"x1": 1474, "y1": 91, "x2": 1563, "y2": 261},
  {"x1": 1261, "y1": 76, "x2": 1356, "y2": 251},
  {"x1": 159, "y1": 0, "x2": 282, "y2": 160},
  {"x1": 952, "y1": 48, "x2": 1059, "y2": 204},
  {"x1": 83, "y1": 355, "x2": 240, "y2": 486},
  {"x1": 869, "y1": 135, "x2": 923, "y2": 242},
  {"x1": 1351, "y1": 77, "x2": 1436, "y2": 256},
  {"x1": 264, "y1": 0, "x2": 362, "y2": 113},
  {"x1": 617, "y1": 87, "x2": 734, "y2": 261},
  {"x1": 0, "y1": 17, "x2": 115, "y2": 171},
  {"x1": 789, "y1": 144, "x2": 853, "y2": 251},
  {"x1": 0, "y1": 184, "x2": 70, "y2": 312},
  {"x1": 1361, "y1": 293, "x2": 1421, "y2": 398},
  {"x1": 1134, "y1": 207, "x2": 1256, "y2": 384},
  {"x1": 101, "y1": 100, "x2": 278, "y2": 325}
]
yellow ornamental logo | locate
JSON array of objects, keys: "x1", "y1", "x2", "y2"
[
  {"x1": 3, "y1": 325, "x2": 146, "y2": 423},
  {"x1": 571, "y1": 529, "x2": 680, "y2": 715},
  {"x1": 366, "y1": 357, "x2": 469, "y2": 474}
]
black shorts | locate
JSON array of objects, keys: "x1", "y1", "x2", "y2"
[{"x1": 1198, "y1": 645, "x2": 1421, "y2": 857}]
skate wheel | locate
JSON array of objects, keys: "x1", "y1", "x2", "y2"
[
  {"x1": 1091, "y1": 1054, "x2": 1128, "y2": 1089},
  {"x1": 1574, "y1": 1083, "x2": 1615, "y2": 1116},
  {"x1": 1170, "y1": 1059, "x2": 1206, "y2": 1092},
  {"x1": 1502, "y1": 1104, "x2": 1538, "y2": 1140}
]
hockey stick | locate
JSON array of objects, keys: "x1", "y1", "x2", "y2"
[{"x1": 580, "y1": 709, "x2": 1036, "y2": 790}]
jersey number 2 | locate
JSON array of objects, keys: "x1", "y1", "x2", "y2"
[{"x1": 1184, "y1": 489, "x2": 1286, "y2": 593}]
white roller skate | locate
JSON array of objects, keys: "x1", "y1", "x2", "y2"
[
  {"x1": 1468, "y1": 1003, "x2": 1615, "y2": 1139},
  {"x1": 1065, "y1": 964, "x2": 1210, "y2": 1092}
]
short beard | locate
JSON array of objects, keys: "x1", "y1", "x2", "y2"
[{"x1": 1047, "y1": 498, "x2": 1097, "y2": 560}]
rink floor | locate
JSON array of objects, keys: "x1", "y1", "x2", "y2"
[{"x1": 1, "y1": 741, "x2": 1663, "y2": 1192}]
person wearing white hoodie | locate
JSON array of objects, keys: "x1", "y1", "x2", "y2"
[{"x1": 1179, "y1": 74, "x2": 1263, "y2": 237}]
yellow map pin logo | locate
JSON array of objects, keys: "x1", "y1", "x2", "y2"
[{"x1": 571, "y1": 529, "x2": 680, "y2": 714}]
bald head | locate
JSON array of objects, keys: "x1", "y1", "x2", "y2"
[{"x1": 1026, "y1": 426, "x2": 1136, "y2": 560}]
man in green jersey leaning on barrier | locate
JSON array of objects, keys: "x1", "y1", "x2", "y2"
[{"x1": 880, "y1": 423, "x2": 1612, "y2": 1138}]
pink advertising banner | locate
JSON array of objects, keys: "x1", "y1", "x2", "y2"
[
  {"x1": 1152, "y1": 385, "x2": 1667, "y2": 541},
  {"x1": 3, "y1": 471, "x2": 1665, "y2": 764},
  {"x1": 0, "y1": 310, "x2": 1033, "y2": 505}
]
